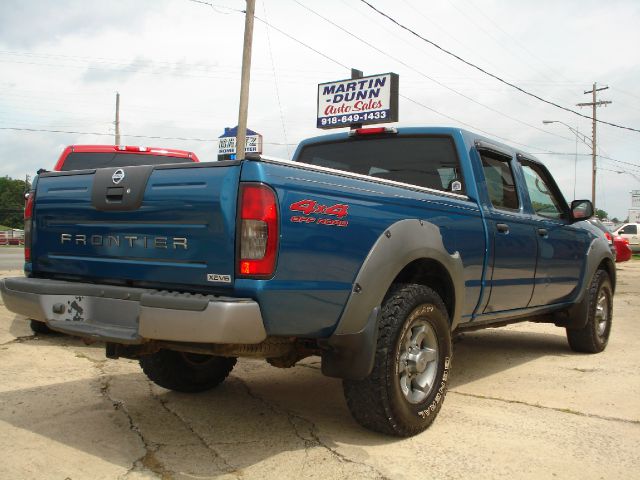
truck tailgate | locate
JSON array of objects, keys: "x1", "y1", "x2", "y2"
[{"x1": 31, "y1": 162, "x2": 241, "y2": 290}]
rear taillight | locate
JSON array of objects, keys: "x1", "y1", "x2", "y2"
[
  {"x1": 24, "y1": 192, "x2": 34, "y2": 262},
  {"x1": 605, "y1": 232, "x2": 612, "y2": 244},
  {"x1": 238, "y1": 183, "x2": 279, "y2": 277}
]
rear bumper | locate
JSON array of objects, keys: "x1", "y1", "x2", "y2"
[{"x1": 0, "y1": 277, "x2": 266, "y2": 345}]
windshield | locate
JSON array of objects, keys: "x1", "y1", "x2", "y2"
[
  {"x1": 296, "y1": 136, "x2": 464, "y2": 193},
  {"x1": 60, "y1": 152, "x2": 193, "y2": 171}
]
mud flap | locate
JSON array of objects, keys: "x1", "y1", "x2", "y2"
[{"x1": 321, "y1": 306, "x2": 380, "y2": 380}]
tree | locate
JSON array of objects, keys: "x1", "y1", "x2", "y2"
[
  {"x1": 595, "y1": 209, "x2": 608, "y2": 221},
  {"x1": 0, "y1": 176, "x2": 28, "y2": 229}
]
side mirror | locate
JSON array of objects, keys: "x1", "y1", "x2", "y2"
[{"x1": 571, "y1": 199, "x2": 594, "y2": 221}]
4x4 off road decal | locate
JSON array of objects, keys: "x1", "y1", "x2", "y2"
[{"x1": 289, "y1": 199, "x2": 349, "y2": 227}]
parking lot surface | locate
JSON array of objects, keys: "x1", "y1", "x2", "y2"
[{"x1": 1, "y1": 262, "x2": 639, "y2": 479}]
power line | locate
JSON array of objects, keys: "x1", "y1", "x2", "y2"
[
  {"x1": 0, "y1": 126, "x2": 295, "y2": 145},
  {"x1": 262, "y1": 1, "x2": 290, "y2": 158},
  {"x1": 0, "y1": 126, "x2": 218, "y2": 142},
  {"x1": 358, "y1": 0, "x2": 640, "y2": 134},
  {"x1": 184, "y1": 0, "x2": 242, "y2": 14},
  {"x1": 399, "y1": 95, "x2": 549, "y2": 152},
  {"x1": 291, "y1": 0, "x2": 575, "y2": 143},
  {"x1": 243, "y1": 3, "x2": 556, "y2": 152},
  {"x1": 252, "y1": 14, "x2": 349, "y2": 70},
  {"x1": 222, "y1": 3, "x2": 621, "y2": 156}
]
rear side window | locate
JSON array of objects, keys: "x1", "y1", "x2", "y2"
[
  {"x1": 296, "y1": 136, "x2": 464, "y2": 193},
  {"x1": 620, "y1": 224, "x2": 637, "y2": 234},
  {"x1": 480, "y1": 152, "x2": 519, "y2": 210},
  {"x1": 61, "y1": 152, "x2": 193, "y2": 171}
]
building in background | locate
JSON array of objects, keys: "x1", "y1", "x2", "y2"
[{"x1": 629, "y1": 190, "x2": 640, "y2": 223}]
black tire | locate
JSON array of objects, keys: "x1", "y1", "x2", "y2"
[
  {"x1": 30, "y1": 319, "x2": 54, "y2": 335},
  {"x1": 139, "y1": 350, "x2": 236, "y2": 393},
  {"x1": 566, "y1": 269, "x2": 613, "y2": 353},
  {"x1": 343, "y1": 284, "x2": 452, "y2": 437}
]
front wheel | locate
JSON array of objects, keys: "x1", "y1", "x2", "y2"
[
  {"x1": 566, "y1": 269, "x2": 613, "y2": 353},
  {"x1": 343, "y1": 284, "x2": 452, "y2": 437},
  {"x1": 139, "y1": 350, "x2": 236, "y2": 393}
]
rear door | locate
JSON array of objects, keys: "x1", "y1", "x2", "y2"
[
  {"x1": 32, "y1": 162, "x2": 241, "y2": 291},
  {"x1": 478, "y1": 149, "x2": 538, "y2": 313}
]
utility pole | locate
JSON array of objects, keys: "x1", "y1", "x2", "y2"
[
  {"x1": 236, "y1": 0, "x2": 255, "y2": 161},
  {"x1": 576, "y1": 83, "x2": 611, "y2": 209},
  {"x1": 115, "y1": 92, "x2": 121, "y2": 145}
]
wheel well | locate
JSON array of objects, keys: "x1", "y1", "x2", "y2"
[{"x1": 391, "y1": 258, "x2": 455, "y2": 324}]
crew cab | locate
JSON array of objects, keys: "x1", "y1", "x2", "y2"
[{"x1": 1, "y1": 127, "x2": 615, "y2": 437}]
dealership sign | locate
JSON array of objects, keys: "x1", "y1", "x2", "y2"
[{"x1": 317, "y1": 72, "x2": 399, "y2": 129}]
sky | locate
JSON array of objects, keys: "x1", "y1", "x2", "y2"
[{"x1": 1, "y1": 0, "x2": 639, "y2": 220}]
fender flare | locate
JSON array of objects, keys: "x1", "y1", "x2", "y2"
[
  {"x1": 555, "y1": 237, "x2": 616, "y2": 329},
  {"x1": 321, "y1": 219, "x2": 465, "y2": 379}
]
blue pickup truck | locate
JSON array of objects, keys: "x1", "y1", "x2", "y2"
[{"x1": 1, "y1": 127, "x2": 615, "y2": 436}]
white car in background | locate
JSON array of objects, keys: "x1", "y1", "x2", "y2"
[{"x1": 613, "y1": 223, "x2": 640, "y2": 253}]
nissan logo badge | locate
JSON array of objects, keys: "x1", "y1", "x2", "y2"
[{"x1": 112, "y1": 169, "x2": 125, "y2": 184}]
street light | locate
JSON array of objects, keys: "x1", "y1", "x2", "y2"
[{"x1": 542, "y1": 120, "x2": 593, "y2": 202}]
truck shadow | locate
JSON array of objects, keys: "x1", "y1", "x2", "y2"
[
  {"x1": 450, "y1": 326, "x2": 571, "y2": 388},
  {"x1": 0, "y1": 318, "x2": 576, "y2": 476}
]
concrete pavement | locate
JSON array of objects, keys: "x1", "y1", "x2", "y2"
[{"x1": 1, "y1": 262, "x2": 639, "y2": 479}]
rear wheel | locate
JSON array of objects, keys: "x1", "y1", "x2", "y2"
[
  {"x1": 566, "y1": 269, "x2": 613, "y2": 353},
  {"x1": 343, "y1": 284, "x2": 452, "y2": 437},
  {"x1": 139, "y1": 350, "x2": 236, "y2": 393}
]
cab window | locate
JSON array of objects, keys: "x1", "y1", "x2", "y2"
[
  {"x1": 521, "y1": 163, "x2": 565, "y2": 219},
  {"x1": 620, "y1": 224, "x2": 637, "y2": 235},
  {"x1": 296, "y1": 136, "x2": 465, "y2": 193},
  {"x1": 480, "y1": 152, "x2": 519, "y2": 210}
]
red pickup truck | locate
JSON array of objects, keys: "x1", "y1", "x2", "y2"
[{"x1": 53, "y1": 145, "x2": 200, "y2": 171}]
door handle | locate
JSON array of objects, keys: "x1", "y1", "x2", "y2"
[
  {"x1": 537, "y1": 228, "x2": 548, "y2": 237},
  {"x1": 496, "y1": 223, "x2": 509, "y2": 233}
]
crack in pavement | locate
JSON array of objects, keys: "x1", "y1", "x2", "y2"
[
  {"x1": 450, "y1": 390, "x2": 640, "y2": 425},
  {"x1": 98, "y1": 372, "x2": 174, "y2": 480},
  {"x1": 145, "y1": 380, "x2": 242, "y2": 479},
  {"x1": 76, "y1": 354, "x2": 174, "y2": 480},
  {"x1": 234, "y1": 376, "x2": 390, "y2": 480},
  {"x1": 0, "y1": 334, "x2": 38, "y2": 346}
]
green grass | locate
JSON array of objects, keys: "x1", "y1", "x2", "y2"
[{"x1": 0, "y1": 225, "x2": 11, "y2": 231}]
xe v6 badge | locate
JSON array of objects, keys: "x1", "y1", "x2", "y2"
[{"x1": 112, "y1": 169, "x2": 125, "y2": 184}]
